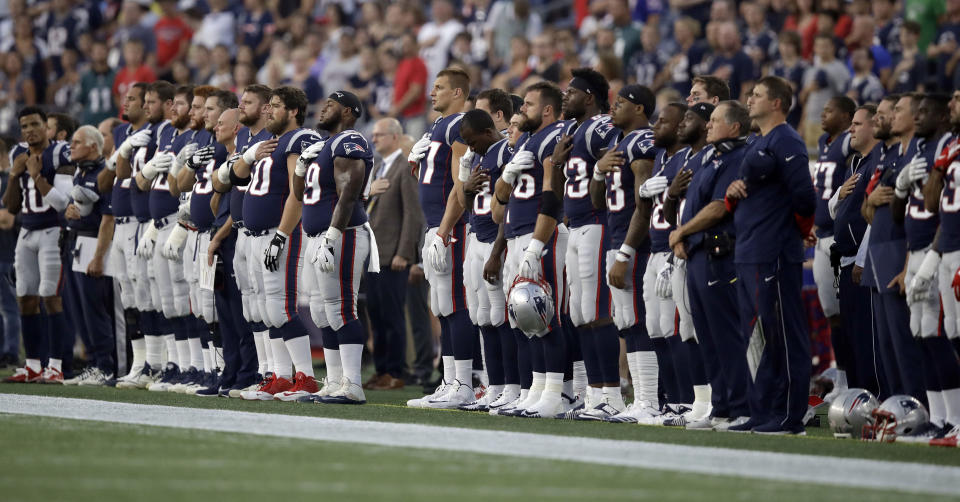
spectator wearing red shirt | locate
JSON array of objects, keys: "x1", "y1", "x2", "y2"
[
  {"x1": 112, "y1": 39, "x2": 156, "y2": 107},
  {"x1": 391, "y1": 33, "x2": 428, "y2": 137},
  {"x1": 153, "y1": 0, "x2": 193, "y2": 75}
]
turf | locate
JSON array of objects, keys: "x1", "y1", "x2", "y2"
[
  {"x1": 1, "y1": 413, "x2": 957, "y2": 502},
  {"x1": 2, "y1": 379, "x2": 958, "y2": 467}
]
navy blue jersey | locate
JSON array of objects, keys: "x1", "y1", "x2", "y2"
[
  {"x1": 302, "y1": 130, "x2": 374, "y2": 236},
  {"x1": 814, "y1": 131, "x2": 853, "y2": 237},
  {"x1": 649, "y1": 146, "x2": 689, "y2": 253},
  {"x1": 734, "y1": 124, "x2": 816, "y2": 264},
  {"x1": 603, "y1": 128, "x2": 657, "y2": 249},
  {"x1": 903, "y1": 134, "x2": 950, "y2": 251},
  {"x1": 471, "y1": 138, "x2": 510, "y2": 243},
  {"x1": 18, "y1": 141, "x2": 72, "y2": 230},
  {"x1": 418, "y1": 113, "x2": 465, "y2": 229},
  {"x1": 148, "y1": 124, "x2": 185, "y2": 219},
  {"x1": 563, "y1": 115, "x2": 619, "y2": 229},
  {"x1": 864, "y1": 141, "x2": 911, "y2": 288},
  {"x1": 231, "y1": 127, "x2": 273, "y2": 225},
  {"x1": 129, "y1": 121, "x2": 169, "y2": 222},
  {"x1": 680, "y1": 145, "x2": 743, "y2": 254},
  {"x1": 676, "y1": 146, "x2": 715, "y2": 231},
  {"x1": 939, "y1": 139, "x2": 960, "y2": 253},
  {"x1": 832, "y1": 148, "x2": 876, "y2": 258},
  {"x1": 68, "y1": 159, "x2": 109, "y2": 231},
  {"x1": 243, "y1": 128, "x2": 321, "y2": 232},
  {"x1": 505, "y1": 122, "x2": 565, "y2": 239},
  {"x1": 110, "y1": 123, "x2": 140, "y2": 218},
  {"x1": 191, "y1": 141, "x2": 229, "y2": 231}
]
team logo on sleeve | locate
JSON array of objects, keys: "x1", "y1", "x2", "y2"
[{"x1": 343, "y1": 142, "x2": 366, "y2": 154}]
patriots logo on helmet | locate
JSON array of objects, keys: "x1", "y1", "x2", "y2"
[{"x1": 343, "y1": 142, "x2": 365, "y2": 154}]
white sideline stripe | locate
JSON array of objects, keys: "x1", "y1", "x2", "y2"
[{"x1": 2, "y1": 394, "x2": 958, "y2": 495}]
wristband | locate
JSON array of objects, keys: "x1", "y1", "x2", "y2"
[
  {"x1": 616, "y1": 244, "x2": 635, "y2": 263},
  {"x1": 496, "y1": 194, "x2": 509, "y2": 205},
  {"x1": 243, "y1": 141, "x2": 262, "y2": 165},
  {"x1": 276, "y1": 229, "x2": 288, "y2": 239},
  {"x1": 593, "y1": 169, "x2": 606, "y2": 182},
  {"x1": 325, "y1": 227, "x2": 342, "y2": 241}
]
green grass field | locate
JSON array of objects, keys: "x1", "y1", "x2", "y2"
[{"x1": 2, "y1": 371, "x2": 959, "y2": 501}]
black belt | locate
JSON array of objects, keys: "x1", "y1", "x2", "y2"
[
  {"x1": 115, "y1": 216, "x2": 134, "y2": 224},
  {"x1": 66, "y1": 228, "x2": 99, "y2": 238},
  {"x1": 153, "y1": 216, "x2": 172, "y2": 229},
  {"x1": 244, "y1": 229, "x2": 269, "y2": 237},
  {"x1": 232, "y1": 220, "x2": 244, "y2": 230}
]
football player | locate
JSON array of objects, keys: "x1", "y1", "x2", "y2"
[
  {"x1": 812, "y1": 96, "x2": 856, "y2": 387},
  {"x1": 491, "y1": 81, "x2": 571, "y2": 418},
  {"x1": 406, "y1": 68, "x2": 473, "y2": 409},
  {"x1": 458, "y1": 108, "x2": 514, "y2": 411},
  {"x1": 894, "y1": 92, "x2": 960, "y2": 438},
  {"x1": 233, "y1": 86, "x2": 321, "y2": 400},
  {"x1": 590, "y1": 85, "x2": 659, "y2": 421},
  {"x1": 554, "y1": 69, "x2": 619, "y2": 416},
  {"x1": 211, "y1": 84, "x2": 274, "y2": 397},
  {"x1": 475, "y1": 89, "x2": 513, "y2": 133},
  {"x1": 292, "y1": 91, "x2": 374, "y2": 404},
  {"x1": 2, "y1": 107, "x2": 74, "y2": 383},
  {"x1": 724, "y1": 76, "x2": 817, "y2": 434}
]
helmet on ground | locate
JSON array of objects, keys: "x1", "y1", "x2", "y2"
[
  {"x1": 827, "y1": 388, "x2": 879, "y2": 438},
  {"x1": 507, "y1": 276, "x2": 554, "y2": 338},
  {"x1": 865, "y1": 394, "x2": 929, "y2": 442}
]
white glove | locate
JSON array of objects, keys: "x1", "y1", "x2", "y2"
[
  {"x1": 106, "y1": 151, "x2": 119, "y2": 172},
  {"x1": 425, "y1": 232, "x2": 450, "y2": 272},
  {"x1": 296, "y1": 140, "x2": 326, "y2": 177},
  {"x1": 141, "y1": 152, "x2": 173, "y2": 180},
  {"x1": 161, "y1": 224, "x2": 189, "y2": 261},
  {"x1": 458, "y1": 148, "x2": 476, "y2": 183},
  {"x1": 895, "y1": 157, "x2": 928, "y2": 198},
  {"x1": 655, "y1": 260, "x2": 674, "y2": 299},
  {"x1": 70, "y1": 185, "x2": 99, "y2": 204},
  {"x1": 501, "y1": 150, "x2": 535, "y2": 185},
  {"x1": 173, "y1": 143, "x2": 199, "y2": 176},
  {"x1": 74, "y1": 201, "x2": 94, "y2": 217},
  {"x1": 908, "y1": 249, "x2": 941, "y2": 304},
  {"x1": 314, "y1": 227, "x2": 341, "y2": 273},
  {"x1": 407, "y1": 134, "x2": 431, "y2": 164},
  {"x1": 242, "y1": 140, "x2": 264, "y2": 165},
  {"x1": 136, "y1": 221, "x2": 158, "y2": 259},
  {"x1": 518, "y1": 238, "x2": 545, "y2": 280},
  {"x1": 217, "y1": 153, "x2": 241, "y2": 184},
  {"x1": 177, "y1": 192, "x2": 192, "y2": 222},
  {"x1": 638, "y1": 175, "x2": 669, "y2": 198},
  {"x1": 118, "y1": 129, "x2": 152, "y2": 159}
]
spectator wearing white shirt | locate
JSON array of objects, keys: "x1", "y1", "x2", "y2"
[
  {"x1": 417, "y1": 0, "x2": 464, "y2": 89},
  {"x1": 192, "y1": 0, "x2": 236, "y2": 51}
]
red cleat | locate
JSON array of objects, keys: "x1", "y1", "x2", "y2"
[
  {"x1": 4, "y1": 366, "x2": 43, "y2": 383},
  {"x1": 274, "y1": 372, "x2": 319, "y2": 401}
]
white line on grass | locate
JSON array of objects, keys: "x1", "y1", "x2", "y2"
[{"x1": 2, "y1": 393, "x2": 958, "y2": 495}]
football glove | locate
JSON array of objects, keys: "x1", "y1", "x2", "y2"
[
  {"x1": 501, "y1": 150, "x2": 534, "y2": 185},
  {"x1": 185, "y1": 145, "x2": 215, "y2": 172},
  {"x1": 408, "y1": 134, "x2": 431, "y2": 164},
  {"x1": 136, "y1": 221, "x2": 158, "y2": 259},
  {"x1": 895, "y1": 157, "x2": 927, "y2": 198},
  {"x1": 425, "y1": 232, "x2": 450, "y2": 273},
  {"x1": 907, "y1": 249, "x2": 940, "y2": 304},
  {"x1": 638, "y1": 175, "x2": 669, "y2": 198},
  {"x1": 117, "y1": 129, "x2": 152, "y2": 159},
  {"x1": 314, "y1": 227, "x2": 341, "y2": 274},
  {"x1": 141, "y1": 152, "x2": 173, "y2": 180},
  {"x1": 296, "y1": 140, "x2": 326, "y2": 177},
  {"x1": 518, "y1": 239, "x2": 546, "y2": 281},
  {"x1": 161, "y1": 223, "x2": 189, "y2": 261},
  {"x1": 655, "y1": 260, "x2": 673, "y2": 299},
  {"x1": 263, "y1": 230, "x2": 288, "y2": 272},
  {"x1": 458, "y1": 148, "x2": 476, "y2": 183}
]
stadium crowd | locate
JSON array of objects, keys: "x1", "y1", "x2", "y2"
[{"x1": 0, "y1": 0, "x2": 960, "y2": 442}]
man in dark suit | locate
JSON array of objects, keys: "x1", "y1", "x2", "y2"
[{"x1": 364, "y1": 118, "x2": 425, "y2": 390}]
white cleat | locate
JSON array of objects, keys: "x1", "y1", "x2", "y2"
[
  {"x1": 117, "y1": 364, "x2": 161, "y2": 389},
  {"x1": 486, "y1": 387, "x2": 522, "y2": 415},
  {"x1": 521, "y1": 394, "x2": 566, "y2": 419},
  {"x1": 229, "y1": 381, "x2": 262, "y2": 399},
  {"x1": 322, "y1": 378, "x2": 366, "y2": 405},
  {"x1": 490, "y1": 391, "x2": 527, "y2": 416},
  {"x1": 424, "y1": 380, "x2": 474, "y2": 409},
  {"x1": 576, "y1": 401, "x2": 623, "y2": 421},
  {"x1": 606, "y1": 401, "x2": 660, "y2": 424},
  {"x1": 407, "y1": 381, "x2": 448, "y2": 408}
]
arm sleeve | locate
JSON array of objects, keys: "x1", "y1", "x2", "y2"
[
  {"x1": 783, "y1": 140, "x2": 817, "y2": 216},
  {"x1": 43, "y1": 174, "x2": 75, "y2": 212}
]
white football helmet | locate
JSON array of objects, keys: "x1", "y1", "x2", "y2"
[
  {"x1": 865, "y1": 394, "x2": 929, "y2": 442},
  {"x1": 507, "y1": 276, "x2": 554, "y2": 338},
  {"x1": 827, "y1": 388, "x2": 879, "y2": 438}
]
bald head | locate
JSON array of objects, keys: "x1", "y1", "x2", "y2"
[
  {"x1": 372, "y1": 118, "x2": 403, "y2": 156},
  {"x1": 215, "y1": 108, "x2": 241, "y2": 146}
]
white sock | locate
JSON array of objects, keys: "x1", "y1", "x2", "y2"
[
  {"x1": 542, "y1": 372, "x2": 563, "y2": 400},
  {"x1": 324, "y1": 348, "x2": 342, "y2": 383},
  {"x1": 503, "y1": 383, "x2": 521, "y2": 399},
  {"x1": 145, "y1": 335, "x2": 163, "y2": 367},
  {"x1": 928, "y1": 390, "x2": 947, "y2": 427},
  {"x1": 130, "y1": 338, "x2": 146, "y2": 370},
  {"x1": 627, "y1": 351, "x2": 640, "y2": 402},
  {"x1": 253, "y1": 332, "x2": 266, "y2": 374},
  {"x1": 202, "y1": 347, "x2": 213, "y2": 373},
  {"x1": 516, "y1": 388, "x2": 528, "y2": 403},
  {"x1": 485, "y1": 384, "x2": 504, "y2": 400},
  {"x1": 523, "y1": 372, "x2": 545, "y2": 406},
  {"x1": 47, "y1": 358, "x2": 61, "y2": 372},
  {"x1": 587, "y1": 386, "x2": 602, "y2": 407},
  {"x1": 604, "y1": 385, "x2": 625, "y2": 410},
  {"x1": 454, "y1": 359, "x2": 472, "y2": 386},
  {"x1": 942, "y1": 387, "x2": 960, "y2": 426},
  {"x1": 176, "y1": 340, "x2": 190, "y2": 369},
  {"x1": 260, "y1": 330, "x2": 273, "y2": 374},
  {"x1": 339, "y1": 343, "x2": 363, "y2": 385},
  {"x1": 562, "y1": 379, "x2": 573, "y2": 398},
  {"x1": 442, "y1": 355, "x2": 455, "y2": 383},
  {"x1": 572, "y1": 360, "x2": 587, "y2": 396},
  {"x1": 692, "y1": 384, "x2": 711, "y2": 417},
  {"x1": 637, "y1": 351, "x2": 659, "y2": 405},
  {"x1": 188, "y1": 338, "x2": 203, "y2": 370},
  {"x1": 163, "y1": 334, "x2": 177, "y2": 365},
  {"x1": 270, "y1": 337, "x2": 292, "y2": 379},
  {"x1": 284, "y1": 335, "x2": 315, "y2": 377},
  {"x1": 25, "y1": 358, "x2": 41, "y2": 372}
]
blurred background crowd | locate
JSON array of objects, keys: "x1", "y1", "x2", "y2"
[{"x1": 1, "y1": 0, "x2": 958, "y2": 149}]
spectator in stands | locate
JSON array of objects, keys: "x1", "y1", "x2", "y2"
[
  {"x1": 847, "y1": 48, "x2": 886, "y2": 104},
  {"x1": 783, "y1": 0, "x2": 817, "y2": 60},
  {"x1": 47, "y1": 49, "x2": 80, "y2": 116},
  {"x1": 347, "y1": 47, "x2": 385, "y2": 125},
  {"x1": 0, "y1": 52, "x2": 36, "y2": 136},
  {"x1": 706, "y1": 21, "x2": 755, "y2": 101},
  {"x1": 392, "y1": 33, "x2": 428, "y2": 138},
  {"x1": 111, "y1": 1, "x2": 156, "y2": 70},
  {"x1": 418, "y1": 0, "x2": 464, "y2": 87},
  {"x1": 530, "y1": 33, "x2": 563, "y2": 83},
  {"x1": 0, "y1": 138, "x2": 19, "y2": 368},
  {"x1": 608, "y1": 0, "x2": 642, "y2": 67},
  {"x1": 284, "y1": 46, "x2": 324, "y2": 124},
  {"x1": 154, "y1": 0, "x2": 192, "y2": 78},
  {"x1": 238, "y1": 0, "x2": 275, "y2": 67},
  {"x1": 889, "y1": 21, "x2": 927, "y2": 93},
  {"x1": 322, "y1": 29, "x2": 362, "y2": 100},
  {"x1": 79, "y1": 40, "x2": 117, "y2": 127},
  {"x1": 770, "y1": 31, "x2": 808, "y2": 128},
  {"x1": 801, "y1": 35, "x2": 850, "y2": 146},
  {"x1": 112, "y1": 39, "x2": 155, "y2": 105},
  {"x1": 846, "y1": 16, "x2": 892, "y2": 84},
  {"x1": 486, "y1": 0, "x2": 542, "y2": 70},
  {"x1": 741, "y1": 0, "x2": 777, "y2": 73},
  {"x1": 208, "y1": 45, "x2": 234, "y2": 90},
  {"x1": 633, "y1": 24, "x2": 667, "y2": 90},
  {"x1": 193, "y1": 0, "x2": 236, "y2": 51},
  {"x1": 662, "y1": 16, "x2": 707, "y2": 97},
  {"x1": 928, "y1": 0, "x2": 960, "y2": 91},
  {"x1": 873, "y1": 0, "x2": 903, "y2": 58},
  {"x1": 815, "y1": 9, "x2": 848, "y2": 61}
]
